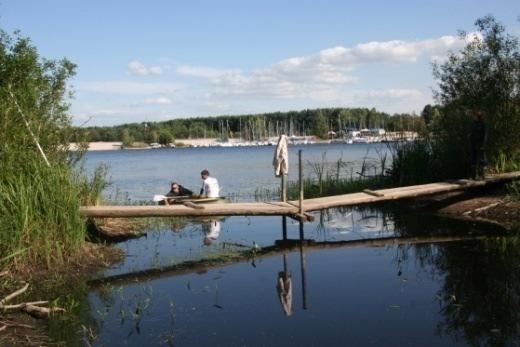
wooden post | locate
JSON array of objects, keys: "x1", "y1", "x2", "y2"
[
  {"x1": 281, "y1": 174, "x2": 287, "y2": 202},
  {"x1": 298, "y1": 150, "x2": 304, "y2": 215}
]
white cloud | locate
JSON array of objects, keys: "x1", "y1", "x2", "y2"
[
  {"x1": 177, "y1": 65, "x2": 240, "y2": 78},
  {"x1": 359, "y1": 89, "x2": 423, "y2": 99},
  {"x1": 143, "y1": 97, "x2": 172, "y2": 105},
  {"x1": 127, "y1": 60, "x2": 163, "y2": 76},
  {"x1": 190, "y1": 34, "x2": 464, "y2": 100},
  {"x1": 77, "y1": 81, "x2": 179, "y2": 94}
]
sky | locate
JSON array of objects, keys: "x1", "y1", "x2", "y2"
[{"x1": 1, "y1": 1, "x2": 519, "y2": 126}]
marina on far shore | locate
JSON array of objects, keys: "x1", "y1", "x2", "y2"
[{"x1": 70, "y1": 130, "x2": 418, "y2": 151}]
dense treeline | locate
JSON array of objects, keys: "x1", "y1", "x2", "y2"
[{"x1": 78, "y1": 108, "x2": 425, "y2": 144}]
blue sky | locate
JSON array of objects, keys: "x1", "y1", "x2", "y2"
[{"x1": 1, "y1": 1, "x2": 519, "y2": 126}]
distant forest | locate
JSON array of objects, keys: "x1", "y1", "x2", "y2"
[{"x1": 77, "y1": 107, "x2": 426, "y2": 145}]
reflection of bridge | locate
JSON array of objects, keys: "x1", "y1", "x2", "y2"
[{"x1": 81, "y1": 172, "x2": 520, "y2": 220}]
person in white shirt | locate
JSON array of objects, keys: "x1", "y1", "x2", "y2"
[{"x1": 200, "y1": 169, "x2": 220, "y2": 197}]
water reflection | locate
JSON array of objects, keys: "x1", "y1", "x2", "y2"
[
  {"x1": 202, "y1": 219, "x2": 221, "y2": 245},
  {"x1": 80, "y1": 208, "x2": 520, "y2": 346},
  {"x1": 276, "y1": 254, "x2": 293, "y2": 316}
]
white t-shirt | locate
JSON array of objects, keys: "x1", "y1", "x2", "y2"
[{"x1": 202, "y1": 177, "x2": 220, "y2": 197}]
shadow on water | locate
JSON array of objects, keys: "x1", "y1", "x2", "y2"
[{"x1": 49, "y1": 206, "x2": 520, "y2": 346}]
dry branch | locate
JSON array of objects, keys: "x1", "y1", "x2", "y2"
[
  {"x1": 24, "y1": 305, "x2": 65, "y2": 319},
  {"x1": 0, "y1": 283, "x2": 29, "y2": 306},
  {"x1": 2, "y1": 301, "x2": 49, "y2": 310}
]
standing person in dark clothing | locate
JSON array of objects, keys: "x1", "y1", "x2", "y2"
[{"x1": 469, "y1": 110, "x2": 487, "y2": 179}]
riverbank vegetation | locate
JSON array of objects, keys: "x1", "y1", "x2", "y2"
[
  {"x1": 0, "y1": 30, "x2": 106, "y2": 271},
  {"x1": 391, "y1": 16, "x2": 519, "y2": 185}
]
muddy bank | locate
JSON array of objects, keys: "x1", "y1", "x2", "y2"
[
  {"x1": 431, "y1": 188, "x2": 520, "y2": 231},
  {"x1": 0, "y1": 243, "x2": 123, "y2": 346}
]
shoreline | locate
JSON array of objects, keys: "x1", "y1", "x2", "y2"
[{"x1": 68, "y1": 135, "x2": 408, "y2": 152}]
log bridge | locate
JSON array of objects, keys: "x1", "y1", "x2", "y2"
[{"x1": 80, "y1": 172, "x2": 520, "y2": 222}]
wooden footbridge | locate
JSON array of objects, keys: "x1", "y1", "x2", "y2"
[{"x1": 80, "y1": 171, "x2": 520, "y2": 221}]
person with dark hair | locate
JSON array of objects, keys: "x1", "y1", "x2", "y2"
[
  {"x1": 469, "y1": 110, "x2": 487, "y2": 179},
  {"x1": 167, "y1": 182, "x2": 193, "y2": 197},
  {"x1": 200, "y1": 169, "x2": 220, "y2": 197}
]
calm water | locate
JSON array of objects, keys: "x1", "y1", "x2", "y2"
[
  {"x1": 70, "y1": 145, "x2": 520, "y2": 346},
  {"x1": 84, "y1": 143, "x2": 389, "y2": 201}
]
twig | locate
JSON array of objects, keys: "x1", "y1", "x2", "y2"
[
  {"x1": 0, "y1": 325, "x2": 6, "y2": 332},
  {"x1": 0, "y1": 319, "x2": 35, "y2": 329},
  {"x1": 473, "y1": 201, "x2": 502, "y2": 214},
  {"x1": 2, "y1": 301, "x2": 49, "y2": 310},
  {"x1": 0, "y1": 283, "x2": 29, "y2": 306},
  {"x1": 462, "y1": 201, "x2": 502, "y2": 215}
]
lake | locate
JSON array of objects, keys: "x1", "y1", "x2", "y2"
[
  {"x1": 66, "y1": 144, "x2": 520, "y2": 346},
  {"x1": 83, "y1": 142, "x2": 389, "y2": 201}
]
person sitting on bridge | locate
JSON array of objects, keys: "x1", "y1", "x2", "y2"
[{"x1": 200, "y1": 169, "x2": 220, "y2": 198}]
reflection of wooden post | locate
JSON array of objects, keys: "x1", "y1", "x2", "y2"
[
  {"x1": 283, "y1": 253, "x2": 288, "y2": 276},
  {"x1": 299, "y1": 221, "x2": 308, "y2": 310},
  {"x1": 282, "y1": 216, "x2": 287, "y2": 240},
  {"x1": 298, "y1": 150, "x2": 303, "y2": 215}
]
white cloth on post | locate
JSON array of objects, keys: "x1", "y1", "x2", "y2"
[{"x1": 273, "y1": 134, "x2": 289, "y2": 177}]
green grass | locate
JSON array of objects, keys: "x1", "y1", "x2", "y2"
[{"x1": 0, "y1": 157, "x2": 107, "y2": 269}]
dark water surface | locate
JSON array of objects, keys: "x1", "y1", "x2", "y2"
[
  {"x1": 81, "y1": 208, "x2": 520, "y2": 347},
  {"x1": 74, "y1": 146, "x2": 520, "y2": 346}
]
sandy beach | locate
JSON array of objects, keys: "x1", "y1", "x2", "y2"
[{"x1": 69, "y1": 142, "x2": 123, "y2": 151}]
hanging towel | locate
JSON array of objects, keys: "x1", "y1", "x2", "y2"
[{"x1": 273, "y1": 134, "x2": 289, "y2": 177}]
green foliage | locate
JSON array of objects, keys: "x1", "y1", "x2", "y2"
[
  {"x1": 0, "y1": 30, "x2": 104, "y2": 269},
  {"x1": 121, "y1": 129, "x2": 134, "y2": 147},
  {"x1": 393, "y1": 16, "x2": 519, "y2": 184},
  {"x1": 312, "y1": 109, "x2": 329, "y2": 139},
  {"x1": 434, "y1": 15, "x2": 520, "y2": 167},
  {"x1": 0, "y1": 159, "x2": 85, "y2": 268},
  {"x1": 158, "y1": 130, "x2": 174, "y2": 145}
]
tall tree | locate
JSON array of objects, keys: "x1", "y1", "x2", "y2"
[{"x1": 433, "y1": 15, "x2": 520, "y2": 163}]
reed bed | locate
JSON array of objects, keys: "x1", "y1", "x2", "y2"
[
  {"x1": 256, "y1": 149, "x2": 392, "y2": 201},
  {"x1": 0, "y1": 158, "x2": 107, "y2": 269}
]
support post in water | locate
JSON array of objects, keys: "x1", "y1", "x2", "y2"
[
  {"x1": 282, "y1": 216, "x2": 287, "y2": 240},
  {"x1": 281, "y1": 174, "x2": 287, "y2": 202},
  {"x1": 299, "y1": 149, "x2": 304, "y2": 215}
]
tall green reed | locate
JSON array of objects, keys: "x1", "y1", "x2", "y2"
[{"x1": 0, "y1": 157, "x2": 99, "y2": 269}]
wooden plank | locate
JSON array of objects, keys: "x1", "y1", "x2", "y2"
[
  {"x1": 81, "y1": 202, "x2": 298, "y2": 218},
  {"x1": 80, "y1": 171, "x2": 520, "y2": 218}
]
